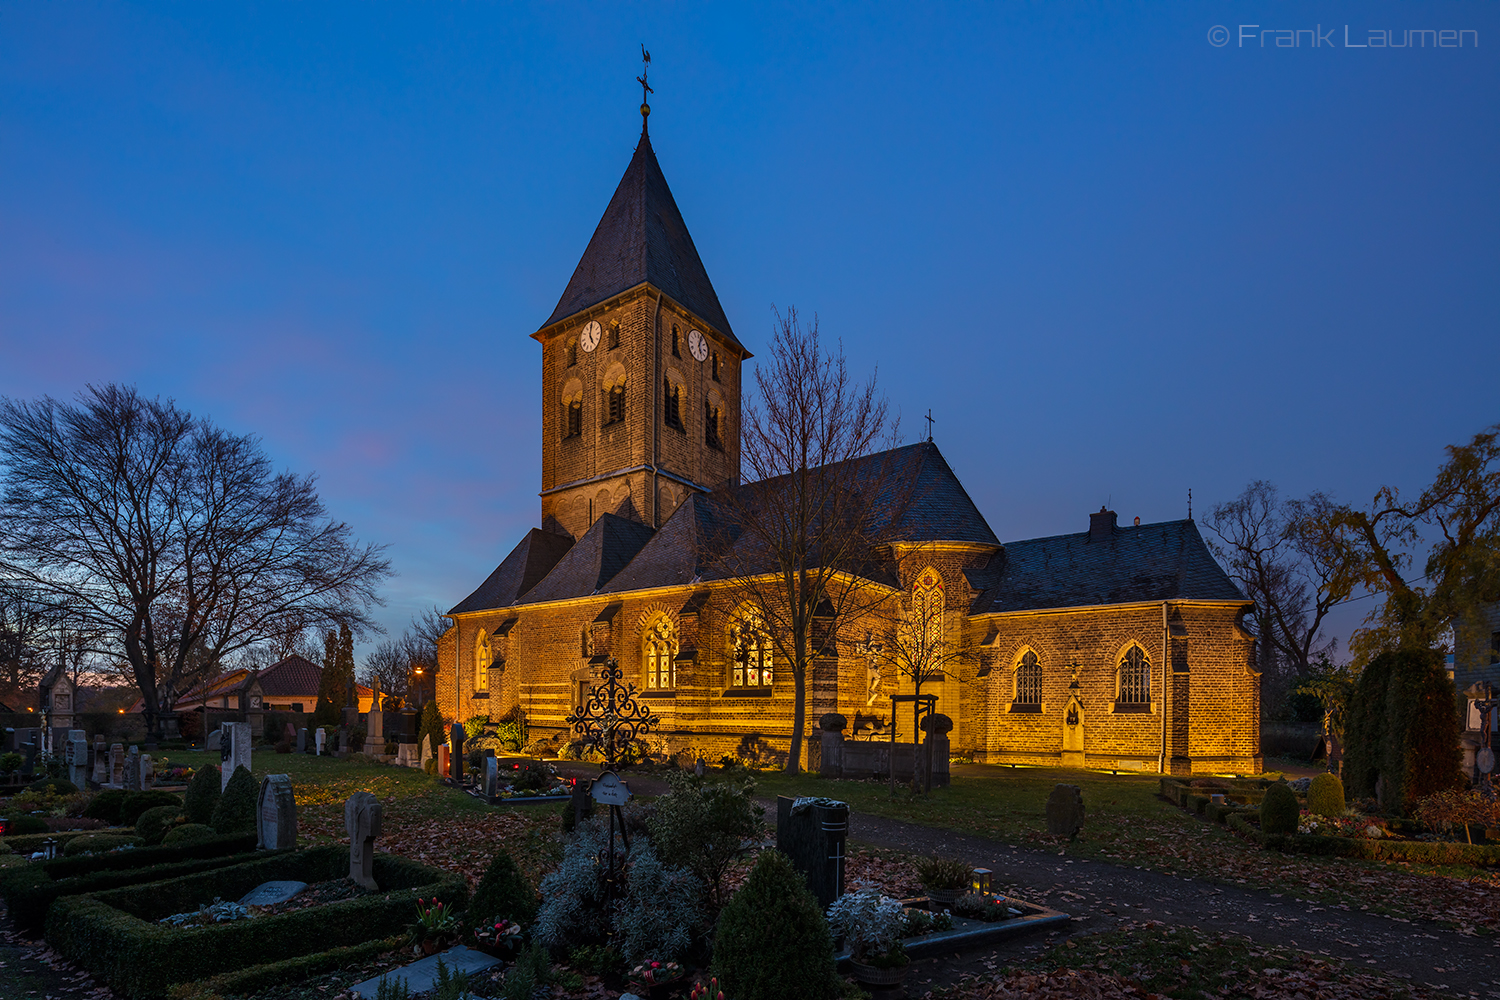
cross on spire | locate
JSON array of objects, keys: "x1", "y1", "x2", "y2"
[
  {"x1": 637, "y1": 44, "x2": 653, "y2": 135},
  {"x1": 924, "y1": 408, "x2": 935, "y2": 443}
]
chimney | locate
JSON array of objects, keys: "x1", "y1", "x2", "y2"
[{"x1": 1089, "y1": 506, "x2": 1117, "y2": 542}]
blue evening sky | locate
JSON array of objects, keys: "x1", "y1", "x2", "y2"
[{"x1": 2, "y1": 3, "x2": 1496, "y2": 659}]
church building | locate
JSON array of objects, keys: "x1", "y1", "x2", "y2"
[{"x1": 438, "y1": 108, "x2": 1262, "y2": 775}]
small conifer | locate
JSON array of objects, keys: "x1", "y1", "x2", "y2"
[
  {"x1": 211, "y1": 764, "x2": 258, "y2": 833},
  {"x1": 184, "y1": 762, "x2": 222, "y2": 825},
  {"x1": 711, "y1": 849, "x2": 836, "y2": 1000}
]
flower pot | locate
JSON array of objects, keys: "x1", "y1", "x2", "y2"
[
  {"x1": 850, "y1": 960, "x2": 910, "y2": 988},
  {"x1": 923, "y1": 886, "x2": 963, "y2": 907}
]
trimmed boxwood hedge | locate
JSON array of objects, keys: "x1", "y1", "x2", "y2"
[
  {"x1": 1225, "y1": 811, "x2": 1500, "y2": 865},
  {"x1": 190, "y1": 935, "x2": 403, "y2": 998},
  {"x1": 47, "y1": 846, "x2": 466, "y2": 999},
  {"x1": 1, "y1": 829, "x2": 101, "y2": 855},
  {"x1": 0, "y1": 832, "x2": 256, "y2": 933}
]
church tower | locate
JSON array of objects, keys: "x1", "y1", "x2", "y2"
[{"x1": 533, "y1": 99, "x2": 748, "y2": 540}]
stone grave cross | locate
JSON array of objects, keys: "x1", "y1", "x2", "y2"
[{"x1": 344, "y1": 791, "x2": 383, "y2": 890}]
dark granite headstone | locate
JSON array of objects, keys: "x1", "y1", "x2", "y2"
[
  {"x1": 257, "y1": 774, "x2": 298, "y2": 850},
  {"x1": 1045, "y1": 783, "x2": 1085, "y2": 839},
  {"x1": 775, "y1": 794, "x2": 849, "y2": 911},
  {"x1": 297, "y1": 727, "x2": 309, "y2": 753},
  {"x1": 449, "y1": 723, "x2": 465, "y2": 781}
]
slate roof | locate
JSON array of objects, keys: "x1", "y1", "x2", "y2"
[
  {"x1": 256, "y1": 655, "x2": 323, "y2": 699},
  {"x1": 600, "y1": 492, "x2": 729, "y2": 593},
  {"x1": 540, "y1": 132, "x2": 743, "y2": 351},
  {"x1": 450, "y1": 528, "x2": 575, "y2": 615},
  {"x1": 970, "y1": 518, "x2": 1247, "y2": 614},
  {"x1": 516, "y1": 513, "x2": 658, "y2": 606}
]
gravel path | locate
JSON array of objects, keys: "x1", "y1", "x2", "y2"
[{"x1": 843, "y1": 810, "x2": 1500, "y2": 997}]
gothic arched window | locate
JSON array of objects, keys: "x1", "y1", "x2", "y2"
[
  {"x1": 1118, "y1": 645, "x2": 1150, "y2": 705},
  {"x1": 911, "y1": 568, "x2": 944, "y2": 654},
  {"x1": 645, "y1": 616, "x2": 678, "y2": 690},
  {"x1": 730, "y1": 610, "x2": 773, "y2": 688},
  {"x1": 1015, "y1": 650, "x2": 1042, "y2": 705},
  {"x1": 474, "y1": 630, "x2": 492, "y2": 692}
]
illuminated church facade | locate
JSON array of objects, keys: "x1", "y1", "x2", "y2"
[{"x1": 437, "y1": 113, "x2": 1262, "y2": 775}]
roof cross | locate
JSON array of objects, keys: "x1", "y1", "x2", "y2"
[{"x1": 924, "y1": 408, "x2": 935, "y2": 443}]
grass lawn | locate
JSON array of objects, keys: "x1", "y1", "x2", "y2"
[
  {"x1": 750, "y1": 765, "x2": 1500, "y2": 934},
  {"x1": 154, "y1": 749, "x2": 562, "y2": 888}
]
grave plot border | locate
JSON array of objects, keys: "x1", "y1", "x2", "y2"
[
  {"x1": 1, "y1": 829, "x2": 114, "y2": 855},
  {"x1": 46, "y1": 846, "x2": 466, "y2": 1000},
  {"x1": 193, "y1": 934, "x2": 405, "y2": 998},
  {"x1": 0, "y1": 832, "x2": 258, "y2": 933},
  {"x1": 832, "y1": 898, "x2": 1070, "y2": 968}
]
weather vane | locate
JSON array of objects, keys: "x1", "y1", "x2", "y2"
[{"x1": 637, "y1": 44, "x2": 653, "y2": 133}]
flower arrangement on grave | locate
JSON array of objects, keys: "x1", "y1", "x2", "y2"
[
  {"x1": 951, "y1": 892, "x2": 1020, "y2": 923},
  {"x1": 826, "y1": 886, "x2": 910, "y2": 970},
  {"x1": 473, "y1": 916, "x2": 525, "y2": 957},
  {"x1": 1296, "y1": 813, "x2": 1387, "y2": 838},
  {"x1": 914, "y1": 856, "x2": 970, "y2": 905},
  {"x1": 409, "y1": 896, "x2": 460, "y2": 954},
  {"x1": 628, "y1": 959, "x2": 685, "y2": 992},
  {"x1": 901, "y1": 906, "x2": 954, "y2": 936},
  {"x1": 153, "y1": 765, "x2": 194, "y2": 785},
  {"x1": 689, "y1": 976, "x2": 727, "y2": 1000}
]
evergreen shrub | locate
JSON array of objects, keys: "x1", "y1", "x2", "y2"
[
  {"x1": 63, "y1": 834, "x2": 139, "y2": 857},
  {"x1": 468, "y1": 849, "x2": 538, "y2": 926},
  {"x1": 419, "y1": 701, "x2": 444, "y2": 759},
  {"x1": 163, "y1": 824, "x2": 217, "y2": 847},
  {"x1": 613, "y1": 838, "x2": 703, "y2": 964},
  {"x1": 183, "y1": 764, "x2": 221, "y2": 825},
  {"x1": 29, "y1": 776, "x2": 79, "y2": 795},
  {"x1": 649, "y1": 769, "x2": 762, "y2": 909},
  {"x1": 7, "y1": 815, "x2": 49, "y2": 835},
  {"x1": 1381, "y1": 648, "x2": 1463, "y2": 814},
  {"x1": 1306, "y1": 773, "x2": 1346, "y2": 817},
  {"x1": 83, "y1": 790, "x2": 130, "y2": 825},
  {"x1": 711, "y1": 849, "x2": 836, "y2": 1000},
  {"x1": 119, "y1": 790, "x2": 182, "y2": 827},
  {"x1": 1260, "y1": 783, "x2": 1300, "y2": 836},
  {"x1": 135, "y1": 805, "x2": 183, "y2": 846},
  {"x1": 211, "y1": 766, "x2": 257, "y2": 833}
]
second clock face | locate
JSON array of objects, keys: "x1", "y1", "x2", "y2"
[
  {"x1": 580, "y1": 320, "x2": 602, "y2": 353},
  {"x1": 687, "y1": 328, "x2": 709, "y2": 362}
]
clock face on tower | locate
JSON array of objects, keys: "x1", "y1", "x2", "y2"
[
  {"x1": 580, "y1": 320, "x2": 602, "y2": 353},
  {"x1": 687, "y1": 328, "x2": 709, "y2": 362}
]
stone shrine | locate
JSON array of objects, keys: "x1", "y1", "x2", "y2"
[
  {"x1": 344, "y1": 791, "x2": 383, "y2": 890},
  {"x1": 257, "y1": 774, "x2": 298, "y2": 850}
]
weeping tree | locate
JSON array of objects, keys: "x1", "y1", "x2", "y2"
[{"x1": 0, "y1": 385, "x2": 390, "y2": 737}]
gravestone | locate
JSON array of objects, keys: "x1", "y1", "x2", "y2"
[
  {"x1": 484, "y1": 755, "x2": 499, "y2": 801},
  {"x1": 344, "y1": 791, "x2": 383, "y2": 890},
  {"x1": 315, "y1": 727, "x2": 327, "y2": 756},
  {"x1": 449, "y1": 723, "x2": 465, "y2": 782},
  {"x1": 919, "y1": 712, "x2": 953, "y2": 790},
  {"x1": 206, "y1": 727, "x2": 223, "y2": 752},
  {"x1": 238, "y1": 880, "x2": 307, "y2": 907},
  {"x1": 349, "y1": 946, "x2": 499, "y2": 1000},
  {"x1": 368, "y1": 677, "x2": 384, "y2": 742},
  {"x1": 395, "y1": 743, "x2": 415, "y2": 767},
  {"x1": 67, "y1": 734, "x2": 89, "y2": 788},
  {"x1": 337, "y1": 726, "x2": 349, "y2": 754},
  {"x1": 569, "y1": 779, "x2": 594, "y2": 823},
  {"x1": 1, "y1": 728, "x2": 13, "y2": 752},
  {"x1": 421, "y1": 739, "x2": 433, "y2": 769},
  {"x1": 1045, "y1": 783, "x2": 1086, "y2": 839},
  {"x1": 109, "y1": 743, "x2": 124, "y2": 786},
  {"x1": 297, "y1": 727, "x2": 309, "y2": 753},
  {"x1": 818, "y1": 713, "x2": 847, "y2": 779},
  {"x1": 124, "y1": 746, "x2": 141, "y2": 790},
  {"x1": 140, "y1": 754, "x2": 154, "y2": 790},
  {"x1": 257, "y1": 774, "x2": 298, "y2": 850},
  {"x1": 90, "y1": 738, "x2": 108, "y2": 785},
  {"x1": 21, "y1": 739, "x2": 38, "y2": 775},
  {"x1": 437, "y1": 743, "x2": 448, "y2": 778},
  {"x1": 284, "y1": 722, "x2": 296, "y2": 744},
  {"x1": 223, "y1": 722, "x2": 252, "y2": 791},
  {"x1": 775, "y1": 794, "x2": 849, "y2": 911}
]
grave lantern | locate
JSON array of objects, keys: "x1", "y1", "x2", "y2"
[
  {"x1": 971, "y1": 867, "x2": 993, "y2": 896},
  {"x1": 41, "y1": 837, "x2": 59, "y2": 860},
  {"x1": 0, "y1": 817, "x2": 10, "y2": 836}
]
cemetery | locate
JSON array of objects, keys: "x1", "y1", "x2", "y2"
[{"x1": 1, "y1": 672, "x2": 1498, "y2": 1000}]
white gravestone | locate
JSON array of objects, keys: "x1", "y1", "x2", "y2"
[
  {"x1": 257, "y1": 774, "x2": 298, "y2": 850},
  {"x1": 223, "y1": 722, "x2": 253, "y2": 791},
  {"x1": 140, "y1": 754, "x2": 154, "y2": 790},
  {"x1": 315, "y1": 727, "x2": 327, "y2": 756},
  {"x1": 124, "y1": 746, "x2": 140, "y2": 790}
]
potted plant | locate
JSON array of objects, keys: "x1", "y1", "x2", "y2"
[
  {"x1": 628, "y1": 959, "x2": 684, "y2": 996},
  {"x1": 409, "y1": 897, "x2": 460, "y2": 955},
  {"x1": 473, "y1": 916, "x2": 524, "y2": 957},
  {"x1": 914, "y1": 856, "x2": 970, "y2": 908},
  {"x1": 826, "y1": 887, "x2": 910, "y2": 989}
]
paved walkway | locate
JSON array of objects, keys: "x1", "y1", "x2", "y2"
[{"x1": 844, "y1": 811, "x2": 1500, "y2": 996}]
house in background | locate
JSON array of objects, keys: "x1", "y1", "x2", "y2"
[
  {"x1": 1452, "y1": 604, "x2": 1500, "y2": 780},
  {"x1": 129, "y1": 654, "x2": 372, "y2": 735}
]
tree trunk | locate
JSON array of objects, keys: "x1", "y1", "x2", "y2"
[{"x1": 788, "y1": 663, "x2": 806, "y2": 774}]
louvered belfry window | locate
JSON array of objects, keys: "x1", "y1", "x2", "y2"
[
  {"x1": 705, "y1": 403, "x2": 722, "y2": 449},
  {"x1": 565, "y1": 400, "x2": 582, "y2": 439},
  {"x1": 664, "y1": 379, "x2": 684, "y2": 431},
  {"x1": 1119, "y1": 646, "x2": 1150, "y2": 704},
  {"x1": 1015, "y1": 651, "x2": 1042, "y2": 705},
  {"x1": 606, "y1": 384, "x2": 625, "y2": 425}
]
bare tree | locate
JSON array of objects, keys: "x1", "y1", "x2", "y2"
[
  {"x1": 0, "y1": 384, "x2": 391, "y2": 737},
  {"x1": 699, "y1": 310, "x2": 901, "y2": 773},
  {"x1": 361, "y1": 638, "x2": 410, "y2": 708},
  {"x1": 0, "y1": 580, "x2": 52, "y2": 704},
  {"x1": 866, "y1": 558, "x2": 975, "y2": 740},
  {"x1": 1205, "y1": 482, "x2": 1347, "y2": 711}
]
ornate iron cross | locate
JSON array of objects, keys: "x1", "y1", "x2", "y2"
[{"x1": 565, "y1": 658, "x2": 658, "y2": 769}]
